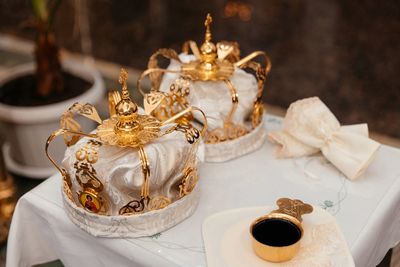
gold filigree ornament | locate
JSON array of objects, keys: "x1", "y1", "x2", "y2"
[
  {"x1": 145, "y1": 13, "x2": 271, "y2": 145},
  {"x1": 45, "y1": 68, "x2": 207, "y2": 216}
]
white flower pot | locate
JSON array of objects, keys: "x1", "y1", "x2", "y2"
[{"x1": 0, "y1": 59, "x2": 105, "y2": 179}]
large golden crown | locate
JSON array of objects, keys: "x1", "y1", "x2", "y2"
[
  {"x1": 45, "y1": 68, "x2": 207, "y2": 226},
  {"x1": 143, "y1": 13, "x2": 271, "y2": 147}
]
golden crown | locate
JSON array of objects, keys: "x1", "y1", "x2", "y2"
[
  {"x1": 144, "y1": 13, "x2": 271, "y2": 144},
  {"x1": 45, "y1": 68, "x2": 207, "y2": 215}
]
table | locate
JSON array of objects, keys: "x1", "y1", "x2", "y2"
[{"x1": 6, "y1": 115, "x2": 400, "y2": 267}]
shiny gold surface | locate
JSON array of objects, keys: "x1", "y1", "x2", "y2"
[
  {"x1": 60, "y1": 102, "x2": 102, "y2": 146},
  {"x1": 251, "y1": 101, "x2": 264, "y2": 128},
  {"x1": 274, "y1": 198, "x2": 313, "y2": 222},
  {"x1": 108, "y1": 90, "x2": 121, "y2": 117},
  {"x1": 0, "y1": 149, "x2": 16, "y2": 244},
  {"x1": 178, "y1": 138, "x2": 200, "y2": 198},
  {"x1": 97, "y1": 115, "x2": 161, "y2": 148},
  {"x1": 249, "y1": 198, "x2": 313, "y2": 262},
  {"x1": 46, "y1": 68, "x2": 207, "y2": 216},
  {"x1": 147, "y1": 49, "x2": 181, "y2": 90},
  {"x1": 250, "y1": 213, "x2": 303, "y2": 262},
  {"x1": 138, "y1": 68, "x2": 208, "y2": 139},
  {"x1": 180, "y1": 13, "x2": 234, "y2": 81},
  {"x1": 181, "y1": 59, "x2": 234, "y2": 81},
  {"x1": 74, "y1": 139, "x2": 106, "y2": 214},
  {"x1": 151, "y1": 77, "x2": 193, "y2": 124},
  {"x1": 98, "y1": 69, "x2": 162, "y2": 148},
  {"x1": 0, "y1": 175, "x2": 16, "y2": 244},
  {"x1": 79, "y1": 188, "x2": 103, "y2": 214},
  {"x1": 145, "y1": 13, "x2": 272, "y2": 144},
  {"x1": 118, "y1": 146, "x2": 152, "y2": 215},
  {"x1": 204, "y1": 78, "x2": 246, "y2": 143},
  {"x1": 45, "y1": 128, "x2": 97, "y2": 194}
]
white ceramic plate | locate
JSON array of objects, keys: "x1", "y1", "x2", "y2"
[{"x1": 202, "y1": 206, "x2": 355, "y2": 267}]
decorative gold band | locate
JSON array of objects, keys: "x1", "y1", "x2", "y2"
[
  {"x1": 45, "y1": 129, "x2": 97, "y2": 179},
  {"x1": 137, "y1": 68, "x2": 183, "y2": 96}
]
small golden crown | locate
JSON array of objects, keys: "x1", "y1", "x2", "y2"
[
  {"x1": 145, "y1": 13, "x2": 271, "y2": 144},
  {"x1": 46, "y1": 68, "x2": 207, "y2": 216}
]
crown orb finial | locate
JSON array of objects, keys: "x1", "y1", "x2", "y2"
[
  {"x1": 118, "y1": 68, "x2": 130, "y2": 100},
  {"x1": 114, "y1": 68, "x2": 139, "y2": 136},
  {"x1": 200, "y1": 13, "x2": 217, "y2": 66},
  {"x1": 115, "y1": 68, "x2": 137, "y2": 115}
]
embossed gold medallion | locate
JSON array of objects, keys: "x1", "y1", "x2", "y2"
[{"x1": 79, "y1": 190, "x2": 102, "y2": 213}]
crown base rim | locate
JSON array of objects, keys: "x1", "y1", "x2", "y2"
[{"x1": 62, "y1": 183, "x2": 200, "y2": 238}]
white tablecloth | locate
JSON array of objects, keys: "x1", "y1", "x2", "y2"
[{"x1": 6, "y1": 115, "x2": 400, "y2": 267}]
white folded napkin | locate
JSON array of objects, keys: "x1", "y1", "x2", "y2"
[{"x1": 268, "y1": 97, "x2": 380, "y2": 180}]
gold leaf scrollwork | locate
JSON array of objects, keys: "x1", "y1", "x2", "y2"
[
  {"x1": 174, "y1": 124, "x2": 200, "y2": 144},
  {"x1": 97, "y1": 115, "x2": 161, "y2": 148},
  {"x1": 148, "y1": 48, "x2": 182, "y2": 89},
  {"x1": 119, "y1": 196, "x2": 150, "y2": 215},
  {"x1": 205, "y1": 123, "x2": 248, "y2": 144},
  {"x1": 252, "y1": 101, "x2": 264, "y2": 128},
  {"x1": 63, "y1": 178, "x2": 73, "y2": 201},
  {"x1": 60, "y1": 103, "x2": 102, "y2": 146},
  {"x1": 275, "y1": 198, "x2": 313, "y2": 222},
  {"x1": 46, "y1": 68, "x2": 206, "y2": 217},
  {"x1": 144, "y1": 91, "x2": 166, "y2": 115},
  {"x1": 73, "y1": 139, "x2": 105, "y2": 214},
  {"x1": 148, "y1": 196, "x2": 172, "y2": 211},
  {"x1": 216, "y1": 41, "x2": 240, "y2": 63},
  {"x1": 151, "y1": 78, "x2": 194, "y2": 125}
]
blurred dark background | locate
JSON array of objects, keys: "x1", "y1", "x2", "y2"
[{"x1": 0, "y1": 0, "x2": 399, "y2": 137}]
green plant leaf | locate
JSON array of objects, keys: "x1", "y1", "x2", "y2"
[{"x1": 32, "y1": 0, "x2": 48, "y2": 22}]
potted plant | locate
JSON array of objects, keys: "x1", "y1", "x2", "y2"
[{"x1": 0, "y1": 0, "x2": 104, "y2": 178}]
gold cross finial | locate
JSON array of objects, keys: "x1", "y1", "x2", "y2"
[
  {"x1": 205, "y1": 13, "x2": 212, "y2": 28},
  {"x1": 204, "y1": 13, "x2": 213, "y2": 42},
  {"x1": 118, "y1": 68, "x2": 129, "y2": 99}
]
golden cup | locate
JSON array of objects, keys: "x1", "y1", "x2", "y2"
[{"x1": 249, "y1": 198, "x2": 313, "y2": 262}]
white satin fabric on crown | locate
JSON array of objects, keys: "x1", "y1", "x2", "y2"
[
  {"x1": 62, "y1": 182, "x2": 201, "y2": 238},
  {"x1": 269, "y1": 97, "x2": 380, "y2": 180},
  {"x1": 62, "y1": 129, "x2": 197, "y2": 216},
  {"x1": 159, "y1": 54, "x2": 258, "y2": 130}
]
